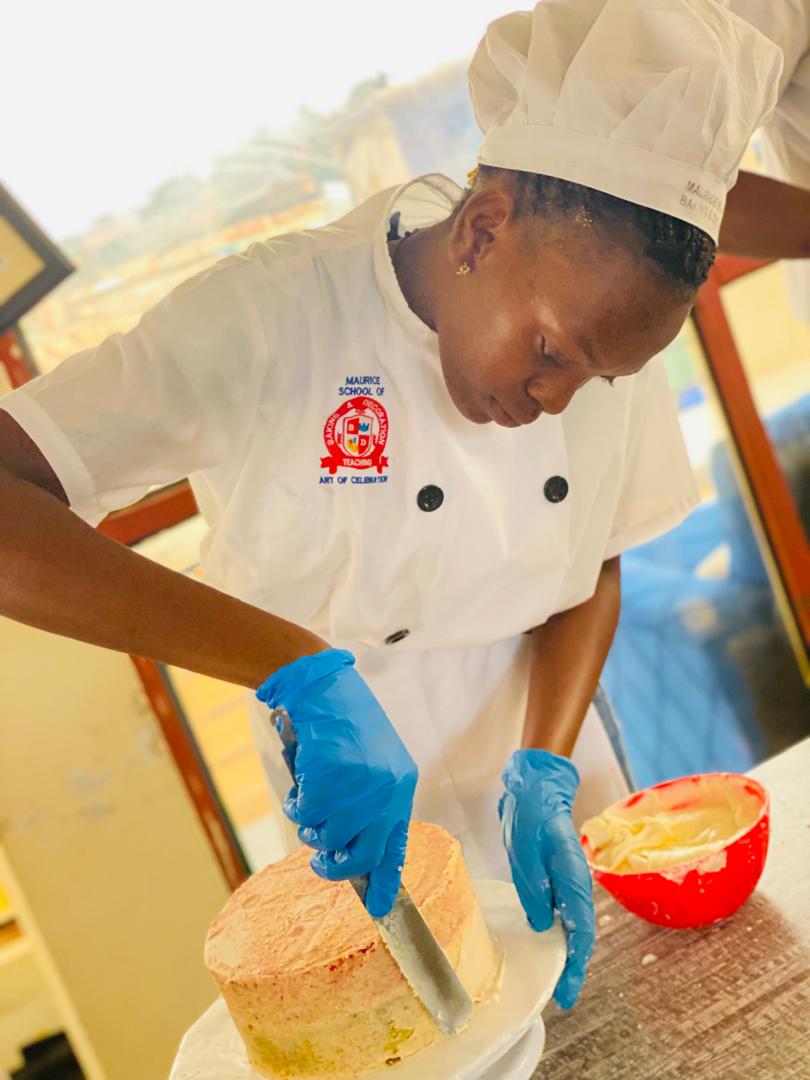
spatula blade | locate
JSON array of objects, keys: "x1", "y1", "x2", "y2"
[
  {"x1": 375, "y1": 885, "x2": 474, "y2": 1034},
  {"x1": 270, "y1": 707, "x2": 474, "y2": 1034}
]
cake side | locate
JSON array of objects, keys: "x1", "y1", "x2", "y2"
[
  {"x1": 403, "y1": 824, "x2": 502, "y2": 1003},
  {"x1": 205, "y1": 822, "x2": 501, "y2": 1079}
]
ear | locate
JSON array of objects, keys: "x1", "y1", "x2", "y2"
[{"x1": 448, "y1": 188, "x2": 518, "y2": 271}]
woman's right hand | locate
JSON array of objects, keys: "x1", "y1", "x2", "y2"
[{"x1": 256, "y1": 648, "x2": 418, "y2": 918}]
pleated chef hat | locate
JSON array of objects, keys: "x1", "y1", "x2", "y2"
[{"x1": 468, "y1": 0, "x2": 783, "y2": 242}]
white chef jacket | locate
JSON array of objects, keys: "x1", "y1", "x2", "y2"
[
  {"x1": 731, "y1": 0, "x2": 810, "y2": 321},
  {"x1": 1, "y1": 175, "x2": 697, "y2": 878}
]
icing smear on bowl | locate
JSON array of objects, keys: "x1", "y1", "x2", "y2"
[{"x1": 581, "y1": 775, "x2": 763, "y2": 877}]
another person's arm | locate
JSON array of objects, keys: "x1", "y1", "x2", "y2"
[{"x1": 720, "y1": 170, "x2": 810, "y2": 260}]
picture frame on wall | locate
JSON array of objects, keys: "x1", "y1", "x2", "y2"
[{"x1": 0, "y1": 183, "x2": 73, "y2": 337}]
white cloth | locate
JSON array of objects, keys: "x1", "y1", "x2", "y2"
[
  {"x1": 469, "y1": 0, "x2": 783, "y2": 242},
  {"x1": 1, "y1": 175, "x2": 696, "y2": 874},
  {"x1": 730, "y1": 0, "x2": 810, "y2": 322}
]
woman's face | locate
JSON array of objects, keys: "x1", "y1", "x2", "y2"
[{"x1": 433, "y1": 190, "x2": 694, "y2": 427}]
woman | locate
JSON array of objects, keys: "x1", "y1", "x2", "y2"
[{"x1": 0, "y1": 0, "x2": 780, "y2": 1009}]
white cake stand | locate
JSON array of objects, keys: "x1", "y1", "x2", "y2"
[
  {"x1": 477, "y1": 1022, "x2": 546, "y2": 1080},
  {"x1": 171, "y1": 880, "x2": 566, "y2": 1080}
]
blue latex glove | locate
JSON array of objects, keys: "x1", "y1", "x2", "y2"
[
  {"x1": 499, "y1": 749, "x2": 595, "y2": 1009},
  {"x1": 256, "y1": 649, "x2": 418, "y2": 918}
]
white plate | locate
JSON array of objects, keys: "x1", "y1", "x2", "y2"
[{"x1": 171, "y1": 879, "x2": 566, "y2": 1080}]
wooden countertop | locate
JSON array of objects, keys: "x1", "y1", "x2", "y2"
[{"x1": 538, "y1": 738, "x2": 810, "y2": 1079}]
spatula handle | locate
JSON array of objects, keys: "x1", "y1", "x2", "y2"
[{"x1": 270, "y1": 707, "x2": 368, "y2": 902}]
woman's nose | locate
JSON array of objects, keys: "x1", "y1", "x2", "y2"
[{"x1": 527, "y1": 375, "x2": 583, "y2": 415}]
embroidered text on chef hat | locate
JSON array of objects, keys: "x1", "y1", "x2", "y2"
[{"x1": 468, "y1": 0, "x2": 784, "y2": 242}]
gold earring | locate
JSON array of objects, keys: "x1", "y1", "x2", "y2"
[
  {"x1": 466, "y1": 166, "x2": 479, "y2": 186},
  {"x1": 456, "y1": 262, "x2": 472, "y2": 277}
]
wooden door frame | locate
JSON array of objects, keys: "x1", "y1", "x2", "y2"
[{"x1": 692, "y1": 258, "x2": 810, "y2": 683}]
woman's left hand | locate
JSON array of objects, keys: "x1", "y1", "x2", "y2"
[{"x1": 499, "y1": 749, "x2": 595, "y2": 1009}]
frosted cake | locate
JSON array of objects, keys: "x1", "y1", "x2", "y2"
[{"x1": 205, "y1": 821, "x2": 501, "y2": 1078}]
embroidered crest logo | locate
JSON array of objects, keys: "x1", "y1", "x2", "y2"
[{"x1": 321, "y1": 395, "x2": 389, "y2": 476}]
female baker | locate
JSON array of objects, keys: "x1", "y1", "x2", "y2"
[{"x1": 0, "y1": 0, "x2": 780, "y2": 1008}]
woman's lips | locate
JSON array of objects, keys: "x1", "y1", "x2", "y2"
[
  {"x1": 489, "y1": 397, "x2": 540, "y2": 427},
  {"x1": 489, "y1": 397, "x2": 521, "y2": 427}
]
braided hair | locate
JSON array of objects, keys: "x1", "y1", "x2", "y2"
[{"x1": 471, "y1": 166, "x2": 716, "y2": 291}]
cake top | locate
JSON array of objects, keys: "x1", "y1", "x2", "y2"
[{"x1": 205, "y1": 821, "x2": 461, "y2": 980}]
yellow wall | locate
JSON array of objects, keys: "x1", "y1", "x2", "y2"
[
  {"x1": 723, "y1": 264, "x2": 810, "y2": 413},
  {"x1": 0, "y1": 618, "x2": 230, "y2": 1079}
]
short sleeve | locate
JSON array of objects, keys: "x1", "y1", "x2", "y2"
[
  {"x1": 1, "y1": 255, "x2": 272, "y2": 525},
  {"x1": 604, "y1": 357, "x2": 699, "y2": 560}
]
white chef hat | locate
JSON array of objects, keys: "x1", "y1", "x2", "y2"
[{"x1": 468, "y1": 0, "x2": 783, "y2": 242}]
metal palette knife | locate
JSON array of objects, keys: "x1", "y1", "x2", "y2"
[{"x1": 270, "y1": 707, "x2": 474, "y2": 1036}]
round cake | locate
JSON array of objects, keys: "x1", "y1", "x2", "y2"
[{"x1": 204, "y1": 821, "x2": 502, "y2": 1078}]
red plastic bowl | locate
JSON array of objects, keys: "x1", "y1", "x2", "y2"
[{"x1": 580, "y1": 773, "x2": 770, "y2": 929}]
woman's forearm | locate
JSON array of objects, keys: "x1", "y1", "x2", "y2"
[
  {"x1": 522, "y1": 557, "x2": 621, "y2": 757},
  {"x1": 0, "y1": 466, "x2": 326, "y2": 689},
  {"x1": 720, "y1": 170, "x2": 810, "y2": 260}
]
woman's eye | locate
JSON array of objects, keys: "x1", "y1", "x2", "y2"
[{"x1": 538, "y1": 340, "x2": 562, "y2": 368}]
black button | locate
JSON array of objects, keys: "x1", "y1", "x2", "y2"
[
  {"x1": 417, "y1": 485, "x2": 444, "y2": 512},
  {"x1": 384, "y1": 629, "x2": 410, "y2": 645},
  {"x1": 544, "y1": 476, "x2": 569, "y2": 503}
]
